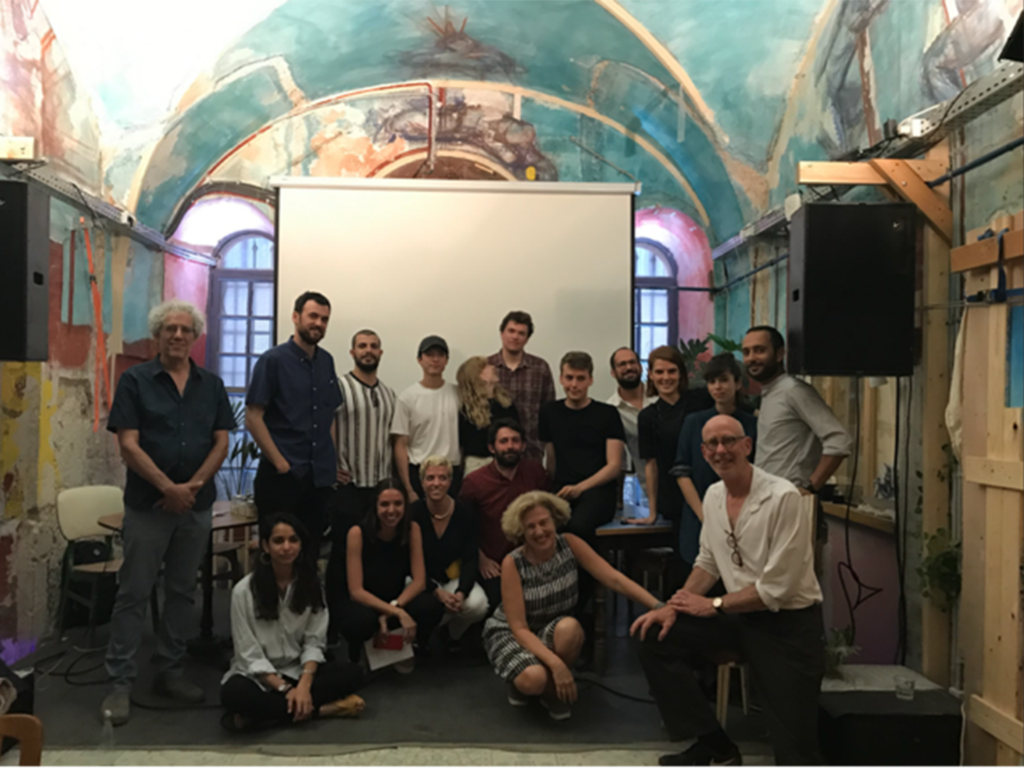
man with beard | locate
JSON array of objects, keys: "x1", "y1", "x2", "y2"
[
  {"x1": 606, "y1": 347, "x2": 656, "y2": 501},
  {"x1": 325, "y1": 329, "x2": 398, "y2": 632},
  {"x1": 459, "y1": 418, "x2": 548, "y2": 612},
  {"x1": 487, "y1": 311, "x2": 557, "y2": 461},
  {"x1": 741, "y1": 326, "x2": 851, "y2": 558},
  {"x1": 247, "y1": 291, "x2": 342, "y2": 552},
  {"x1": 632, "y1": 414, "x2": 825, "y2": 767}
]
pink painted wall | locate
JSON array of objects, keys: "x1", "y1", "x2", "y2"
[
  {"x1": 635, "y1": 207, "x2": 714, "y2": 344},
  {"x1": 823, "y1": 517, "x2": 900, "y2": 663}
]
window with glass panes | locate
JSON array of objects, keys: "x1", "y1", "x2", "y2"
[
  {"x1": 208, "y1": 233, "x2": 275, "y2": 392},
  {"x1": 208, "y1": 233, "x2": 274, "y2": 498},
  {"x1": 634, "y1": 239, "x2": 678, "y2": 369}
]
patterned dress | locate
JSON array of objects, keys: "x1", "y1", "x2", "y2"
[{"x1": 482, "y1": 535, "x2": 579, "y2": 681}]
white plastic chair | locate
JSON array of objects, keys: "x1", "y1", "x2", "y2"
[{"x1": 55, "y1": 486, "x2": 124, "y2": 638}]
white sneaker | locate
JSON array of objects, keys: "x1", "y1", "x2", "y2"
[{"x1": 393, "y1": 657, "x2": 415, "y2": 674}]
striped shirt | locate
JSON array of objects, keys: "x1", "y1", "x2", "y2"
[{"x1": 335, "y1": 372, "x2": 397, "y2": 488}]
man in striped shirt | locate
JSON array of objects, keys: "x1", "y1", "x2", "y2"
[{"x1": 326, "y1": 329, "x2": 397, "y2": 630}]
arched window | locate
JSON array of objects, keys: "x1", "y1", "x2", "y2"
[
  {"x1": 634, "y1": 238, "x2": 678, "y2": 365},
  {"x1": 207, "y1": 232, "x2": 275, "y2": 393}
]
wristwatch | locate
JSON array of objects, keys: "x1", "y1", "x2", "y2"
[
  {"x1": 712, "y1": 597, "x2": 725, "y2": 614},
  {"x1": 803, "y1": 482, "x2": 818, "y2": 494}
]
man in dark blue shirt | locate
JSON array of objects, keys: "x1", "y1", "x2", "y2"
[
  {"x1": 246, "y1": 291, "x2": 342, "y2": 552},
  {"x1": 103, "y1": 300, "x2": 235, "y2": 726}
]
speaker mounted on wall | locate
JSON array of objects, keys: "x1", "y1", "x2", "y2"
[
  {"x1": 0, "y1": 180, "x2": 51, "y2": 362},
  {"x1": 788, "y1": 201, "x2": 917, "y2": 377}
]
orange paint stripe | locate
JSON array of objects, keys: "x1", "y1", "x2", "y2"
[{"x1": 40, "y1": 29, "x2": 56, "y2": 59}]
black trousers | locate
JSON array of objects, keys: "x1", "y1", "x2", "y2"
[
  {"x1": 563, "y1": 484, "x2": 617, "y2": 545},
  {"x1": 333, "y1": 593, "x2": 445, "y2": 662},
  {"x1": 219, "y1": 660, "x2": 363, "y2": 725},
  {"x1": 635, "y1": 604, "x2": 825, "y2": 766},
  {"x1": 479, "y1": 575, "x2": 502, "y2": 618},
  {"x1": 324, "y1": 484, "x2": 378, "y2": 638},
  {"x1": 253, "y1": 461, "x2": 333, "y2": 554},
  {"x1": 407, "y1": 462, "x2": 464, "y2": 501}
]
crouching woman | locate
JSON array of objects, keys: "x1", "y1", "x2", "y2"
[
  {"x1": 220, "y1": 513, "x2": 365, "y2": 731},
  {"x1": 482, "y1": 491, "x2": 663, "y2": 720}
]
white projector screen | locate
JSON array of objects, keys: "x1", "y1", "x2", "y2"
[{"x1": 273, "y1": 178, "x2": 636, "y2": 397}]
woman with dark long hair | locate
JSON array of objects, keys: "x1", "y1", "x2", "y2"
[
  {"x1": 220, "y1": 513, "x2": 364, "y2": 731},
  {"x1": 333, "y1": 478, "x2": 444, "y2": 672}
]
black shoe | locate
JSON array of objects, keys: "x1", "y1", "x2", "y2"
[{"x1": 658, "y1": 741, "x2": 742, "y2": 766}]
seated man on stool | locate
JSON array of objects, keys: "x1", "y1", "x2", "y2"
[{"x1": 631, "y1": 414, "x2": 825, "y2": 767}]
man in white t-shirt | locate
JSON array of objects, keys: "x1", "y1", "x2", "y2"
[{"x1": 392, "y1": 335, "x2": 462, "y2": 502}]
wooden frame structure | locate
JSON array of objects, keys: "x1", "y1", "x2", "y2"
[{"x1": 798, "y1": 151, "x2": 1024, "y2": 764}]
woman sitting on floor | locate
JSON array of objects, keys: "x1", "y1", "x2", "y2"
[
  {"x1": 409, "y1": 455, "x2": 489, "y2": 653},
  {"x1": 334, "y1": 478, "x2": 444, "y2": 672},
  {"x1": 483, "y1": 491, "x2": 664, "y2": 721},
  {"x1": 220, "y1": 513, "x2": 365, "y2": 731}
]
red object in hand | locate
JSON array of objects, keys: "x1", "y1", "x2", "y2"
[{"x1": 373, "y1": 633, "x2": 404, "y2": 650}]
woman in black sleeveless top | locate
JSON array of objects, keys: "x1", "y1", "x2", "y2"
[{"x1": 332, "y1": 479, "x2": 443, "y2": 671}]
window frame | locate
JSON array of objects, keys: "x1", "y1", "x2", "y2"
[{"x1": 633, "y1": 237, "x2": 679, "y2": 360}]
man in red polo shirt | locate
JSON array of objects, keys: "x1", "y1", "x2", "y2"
[{"x1": 459, "y1": 418, "x2": 548, "y2": 612}]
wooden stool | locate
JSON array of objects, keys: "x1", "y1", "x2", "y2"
[
  {"x1": 708, "y1": 650, "x2": 750, "y2": 728},
  {"x1": 211, "y1": 541, "x2": 244, "y2": 585}
]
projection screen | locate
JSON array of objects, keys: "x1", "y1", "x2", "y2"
[{"x1": 273, "y1": 177, "x2": 636, "y2": 396}]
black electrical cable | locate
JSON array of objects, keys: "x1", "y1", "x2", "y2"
[
  {"x1": 835, "y1": 379, "x2": 884, "y2": 644},
  {"x1": 900, "y1": 375, "x2": 913, "y2": 666},
  {"x1": 893, "y1": 378, "x2": 908, "y2": 664}
]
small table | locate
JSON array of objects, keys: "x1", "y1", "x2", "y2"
[
  {"x1": 592, "y1": 516, "x2": 673, "y2": 673},
  {"x1": 98, "y1": 503, "x2": 256, "y2": 663}
]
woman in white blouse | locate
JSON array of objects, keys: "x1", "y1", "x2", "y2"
[{"x1": 220, "y1": 513, "x2": 365, "y2": 731}]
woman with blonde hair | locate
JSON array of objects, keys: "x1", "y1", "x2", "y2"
[
  {"x1": 408, "y1": 455, "x2": 489, "y2": 653},
  {"x1": 482, "y1": 491, "x2": 663, "y2": 720},
  {"x1": 457, "y1": 356, "x2": 519, "y2": 475}
]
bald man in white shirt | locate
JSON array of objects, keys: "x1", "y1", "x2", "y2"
[{"x1": 631, "y1": 414, "x2": 825, "y2": 767}]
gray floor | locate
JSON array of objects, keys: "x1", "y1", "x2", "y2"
[{"x1": 32, "y1": 591, "x2": 771, "y2": 753}]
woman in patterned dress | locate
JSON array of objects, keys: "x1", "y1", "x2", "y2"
[{"x1": 483, "y1": 491, "x2": 664, "y2": 720}]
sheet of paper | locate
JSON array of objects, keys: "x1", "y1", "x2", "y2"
[{"x1": 363, "y1": 630, "x2": 414, "y2": 671}]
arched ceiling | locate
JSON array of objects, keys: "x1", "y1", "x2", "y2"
[
  {"x1": 122, "y1": 0, "x2": 832, "y2": 240},
  {"x1": 30, "y1": 0, "x2": 1023, "y2": 246}
]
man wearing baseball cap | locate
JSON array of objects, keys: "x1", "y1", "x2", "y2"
[{"x1": 392, "y1": 335, "x2": 463, "y2": 500}]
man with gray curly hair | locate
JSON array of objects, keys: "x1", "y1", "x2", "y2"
[{"x1": 102, "y1": 299, "x2": 235, "y2": 726}]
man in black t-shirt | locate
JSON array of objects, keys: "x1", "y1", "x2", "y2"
[{"x1": 538, "y1": 351, "x2": 625, "y2": 544}]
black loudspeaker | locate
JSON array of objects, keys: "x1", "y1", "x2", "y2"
[
  {"x1": 788, "y1": 201, "x2": 916, "y2": 376},
  {"x1": 0, "y1": 180, "x2": 50, "y2": 362}
]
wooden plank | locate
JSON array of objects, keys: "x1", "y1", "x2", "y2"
[
  {"x1": 919, "y1": 142, "x2": 952, "y2": 686},
  {"x1": 962, "y1": 456, "x2": 1024, "y2": 490},
  {"x1": 961, "y1": 301, "x2": 996, "y2": 766},
  {"x1": 951, "y1": 229, "x2": 1024, "y2": 273},
  {"x1": 868, "y1": 158, "x2": 954, "y2": 243},
  {"x1": 797, "y1": 159, "x2": 948, "y2": 186},
  {"x1": 968, "y1": 695, "x2": 1024, "y2": 753},
  {"x1": 820, "y1": 501, "x2": 894, "y2": 534}
]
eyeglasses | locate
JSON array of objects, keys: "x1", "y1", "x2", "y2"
[
  {"x1": 726, "y1": 530, "x2": 744, "y2": 568},
  {"x1": 703, "y1": 435, "x2": 743, "y2": 451},
  {"x1": 369, "y1": 389, "x2": 379, "y2": 408}
]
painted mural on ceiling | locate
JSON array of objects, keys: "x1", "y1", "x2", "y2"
[{"x1": 17, "y1": 0, "x2": 1024, "y2": 242}]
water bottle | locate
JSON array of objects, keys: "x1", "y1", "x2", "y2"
[{"x1": 101, "y1": 710, "x2": 115, "y2": 749}]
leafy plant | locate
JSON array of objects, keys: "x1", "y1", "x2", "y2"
[
  {"x1": 916, "y1": 528, "x2": 961, "y2": 611},
  {"x1": 677, "y1": 332, "x2": 758, "y2": 408},
  {"x1": 220, "y1": 400, "x2": 260, "y2": 498},
  {"x1": 824, "y1": 626, "x2": 860, "y2": 679}
]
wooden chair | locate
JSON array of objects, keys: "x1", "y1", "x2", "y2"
[
  {"x1": 708, "y1": 649, "x2": 750, "y2": 728},
  {"x1": 56, "y1": 486, "x2": 125, "y2": 641},
  {"x1": 0, "y1": 714, "x2": 44, "y2": 766}
]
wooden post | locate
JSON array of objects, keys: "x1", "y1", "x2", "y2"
[{"x1": 919, "y1": 141, "x2": 952, "y2": 686}]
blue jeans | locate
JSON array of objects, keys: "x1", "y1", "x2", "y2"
[{"x1": 104, "y1": 506, "x2": 212, "y2": 690}]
